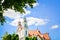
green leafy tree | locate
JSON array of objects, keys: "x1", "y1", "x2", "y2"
[
  {"x1": 0, "y1": 0, "x2": 36, "y2": 25},
  {"x1": 11, "y1": 33, "x2": 19, "y2": 40},
  {"x1": 25, "y1": 37, "x2": 29, "y2": 40},
  {"x1": 25, "y1": 36, "x2": 37, "y2": 40},
  {"x1": 2, "y1": 33, "x2": 19, "y2": 40},
  {"x1": 32, "y1": 37, "x2": 37, "y2": 40}
]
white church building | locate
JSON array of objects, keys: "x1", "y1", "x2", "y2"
[
  {"x1": 16, "y1": 18, "x2": 50, "y2": 40},
  {"x1": 16, "y1": 18, "x2": 28, "y2": 40}
]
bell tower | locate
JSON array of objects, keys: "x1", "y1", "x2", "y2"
[
  {"x1": 17, "y1": 21, "x2": 23, "y2": 32},
  {"x1": 17, "y1": 21, "x2": 25, "y2": 40},
  {"x1": 24, "y1": 17, "x2": 28, "y2": 37},
  {"x1": 16, "y1": 17, "x2": 28, "y2": 40}
]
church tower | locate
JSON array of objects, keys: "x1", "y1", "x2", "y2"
[
  {"x1": 17, "y1": 21, "x2": 23, "y2": 32},
  {"x1": 24, "y1": 17, "x2": 28, "y2": 37},
  {"x1": 17, "y1": 21, "x2": 25, "y2": 40},
  {"x1": 16, "y1": 17, "x2": 28, "y2": 40}
]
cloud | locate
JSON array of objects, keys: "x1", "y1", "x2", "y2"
[
  {"x1": 9, "y1": 18, "x2": 24, "y2": 27},
  {"x1": 22, "y1": 8, "x2": 31, "y2": 15},
  {"x1": 32, "y1": 3, "x2": 39, "y2": 7},
  {"x1": 26, "y1": 3, "x2": 39, "y2": 8},
  {"x1": 3, "y1": 9, "x2": 31, "y2": 19},
  {"x1": 51, "y1": 25, "x2": 59, "y2": 29},
  {"x1": 9, "y1": 17, "x2": 49, "y2": 27},
  {"x1": 3, "y1": 9, "x2": 21, "y2": 19},
  {"x1": 27, "y1": 17, "x2": 48, "y2": 26}
]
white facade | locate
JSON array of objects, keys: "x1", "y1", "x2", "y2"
[
  {"x1": 17, "y1": 28, "x2": 25, "y2": 40},
  {"x1": 16, "y1": 21, "x2": 27, "y2": 40}
]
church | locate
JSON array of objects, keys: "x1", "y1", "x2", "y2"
[{"x1": 16, "y1": 18, "x2": 50, "y2": 40}]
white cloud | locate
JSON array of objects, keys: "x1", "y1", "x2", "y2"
[
  {"x1": 51, "y1": 25, "x2": 59, "y2": 29},
  {"x1": 27, "y1": 17, "x2": 48, "y2": 26},
  {"x1": 3, "y1": 9, "x2": 21, "y2": 19},
  {"x1": 3, "y1": 9, "x2": 31, "y2": 19},
  {"x1": 25, "y1": 3, "x2": 39, "y2": 8},
  {"x1": 9, "y1": 18, "x2": 24, "y2": 27},
  {"x1": 32, "y1": 3, "x2": 39, "y2": 7},
  {"x1": 9, "y1": 17, "x2": 49, "y2": 27},
  {"x1": 22, "y1": 8, "x2": 31, "y2": 16}
]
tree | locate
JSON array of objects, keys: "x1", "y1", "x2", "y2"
[
  {"x1": 0, "y1": 0, "x2": 36, "y2": 25},
  {"x1": 2, "y1": 32, "x2": 19, "y2": 40},
  {"x1": 2, "y1": 33, "x2": 38, "y2": 40},
  {"x1": 32, "y1": 37, "x2": 37, "y2": 40},
  {"x1": 11, "y1": 33, "x2": 19, "y2": 40},
  {"x1": 25, "y1": 36, "x2": 37, "y2": 40}
]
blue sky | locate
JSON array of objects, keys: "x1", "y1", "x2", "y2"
[{"x1": 0, "y1": 0, "x2": 60, "y2": 40}]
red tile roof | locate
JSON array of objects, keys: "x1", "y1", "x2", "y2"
[
  {"x1": 43, "y1": 33, "x2": 50, "y2": 40},
  {"x1": 28, "y1": 30, "x2": 50, "y2": 40}
]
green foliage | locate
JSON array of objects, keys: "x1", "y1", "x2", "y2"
[
  {"x1": 0, "y1": 0, "x2": 36, "y2": 25},
  {"x1": 25, "y1": 36, "x2": 37, "y2": 40},
  {"x1": 0, "y1": 12, "x2": 5, "y2": 25},
  {"x1": 2, "y1": 33, "x2": 38, "y2": 40},
  {"x1": 25, "y1": 37, "x2": 29, "y2": 40},
  {"x1": 0, "y1": 5, "x2": 5, "y2": 25},
  {"x1": 2, "y1": 33, "x2": 19, "y2": 40},
  {"x1": 32, "y1": 37, "x2": 37, "y2": 40}
]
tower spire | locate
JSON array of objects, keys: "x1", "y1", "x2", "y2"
[
  {"x1": 24, "y1": 17, "x2": 28, "y2": 37},
  {"x1": 24, "y1": 17, "x2": 28, "y2": 28}
]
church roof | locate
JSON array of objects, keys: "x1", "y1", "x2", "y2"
[
  {"x1": 28, "y1": 30, "x2": 50, "y2": 40},
  {"x1": 43, "y1": 33, "x2": 50, "y2": 40}
]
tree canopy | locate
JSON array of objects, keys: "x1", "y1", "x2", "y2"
[
  {"x1": 0, "y1": 0, "x2": 36, "y2": 25},
  {"x1": 2, "y1": 33, "x2": 19, "y2": 40},
  {"x1": 2, "y1": 33, "x2": 37, "y2": 40},
  {"x1": 25, "y1": 36, "x2": 37, "y2": 40}
]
